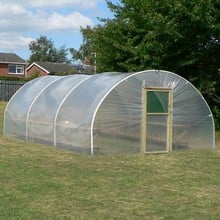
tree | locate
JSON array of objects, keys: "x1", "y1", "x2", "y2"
[
  {"x1": 70, "y1": 26, "x2": 97, "y2": 73},
  {"x1": 80, "y1": 0, "x2": 220, "y2": 128},
  {"x1": 53, "y1": 45, "x2": 69, "y2": 63},
  {"x1": 70, "y1": 25, "x2": 97, "y2": 73},
  {"x1": 29, "y1": 35, "x2": 70, "y2": 63},
  {"x1": 70, "y1": 26, "x2": 93, "y2": 63}
]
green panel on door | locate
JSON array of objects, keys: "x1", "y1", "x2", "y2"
[{"x1": 147, "y1": 91, "x2": 169, "y2": 113}]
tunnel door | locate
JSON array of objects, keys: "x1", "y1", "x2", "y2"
[{"x1": 141, "y1": 87, "x2": 173, "y2": 153}]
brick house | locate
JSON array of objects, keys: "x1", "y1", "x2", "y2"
[
  {"x1": 0, "y1": 52, "x2": 26, "y2": 78},
  {"x1": 27, "y1": 62, "x2": 76, "y2": 77}
]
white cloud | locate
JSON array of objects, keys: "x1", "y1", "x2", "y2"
[
  {"x1": 0, "y1": 3, "x2": 28, "y2": 16},
  {"x1": 0, "y1": 3, "x2": 94, "y2": 33},
  {"x1": 29, "y1": 11, "x2": 93, "y2": 32},
  {"x1": 31, "y1": 0, "x2": 98, "y2": 9},
  {"x1": 0, "y1": 33, "x2": 34, "y2": 51},
  {"x1": 0, "y1": 0, "x2": 103, "y2": 58},
  {"x1": 3, "y1": 0, "x2": 99, "y2": 9},
  {"x1": 46, "y1": 12, "x2": 93, "y2": 31}
]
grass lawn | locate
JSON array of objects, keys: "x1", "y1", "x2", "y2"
[{"x1": 0, "y1": 101, "x2": 220, "y2": 219}]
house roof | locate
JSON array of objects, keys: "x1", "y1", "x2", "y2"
[
  {"x1": 27, "y1": 62, "x2": 75, "y2": 74},
  {"x1": 0, "y1": 52, "x2": 26, "y2": 64}
]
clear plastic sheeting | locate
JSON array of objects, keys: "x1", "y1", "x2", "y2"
[
  {"x1": 4, "y1": 70, "x2": 215, "y2": 155},
  {"x1": 27, "y1": 75, "x2": 91, "y2": 145},
  {"x1": 4, "y1": 76, "x2": 59, "y2": 140}
]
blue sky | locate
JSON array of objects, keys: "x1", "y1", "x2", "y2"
[{"x1": 0, "y1": 0, "x2": 118, "y2": 62}]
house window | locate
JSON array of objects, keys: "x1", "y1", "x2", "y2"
[{"x1": 8, "y1": 64, "x2": 24, "y2": 75}]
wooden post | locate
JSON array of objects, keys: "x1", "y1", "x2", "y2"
[
  {"x1": 168, "y1": 89, "x2": 173, "y2": 152},
  {"x1": 140, "y1": 81, "x2": 146, "y2": 153}
]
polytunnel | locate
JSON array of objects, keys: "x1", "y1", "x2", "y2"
[{"x1": 4, "y1": 70, "x2": 215, "y2": 154}]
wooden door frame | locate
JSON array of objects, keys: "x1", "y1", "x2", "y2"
[{"x1": 140, "y1": 85, "x2": 173, "y2": 154}]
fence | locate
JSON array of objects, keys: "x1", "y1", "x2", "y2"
[{"x1": 0, "y1": 80, "x2": 26, "y2": 101}]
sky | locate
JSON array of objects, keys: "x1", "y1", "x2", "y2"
[{"x1": 0, "y1": 0, "x2": 118, "y2": 62}]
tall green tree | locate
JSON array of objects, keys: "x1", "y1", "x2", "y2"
[
  {"x1": 80, "y1": 0, "x2": 220, "y2": 128},
  {"x1": 29, "y1": 35, "x2": 69, "y2": 63},
  {"x1": 70, "y1": 26, "x2": 96, "y2": 66},
  {"x1": 70, "y1": 26, "x2": 91, "y2": 62}
]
